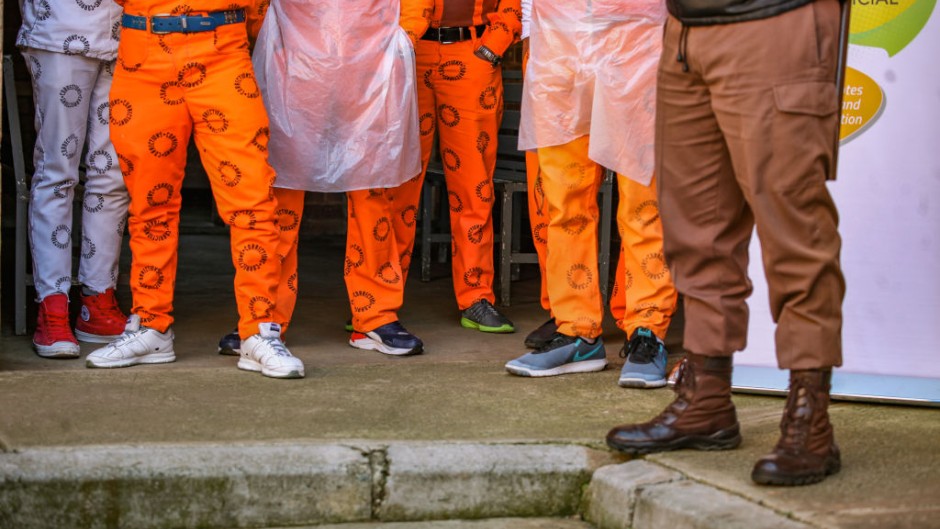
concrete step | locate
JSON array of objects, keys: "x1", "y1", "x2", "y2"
[
  {"x1": 0, "y1": 441, "x2": 814, "y2": 529},
  {"x1": 277, "y1": 519, "x2": 592, "y2": 529}
]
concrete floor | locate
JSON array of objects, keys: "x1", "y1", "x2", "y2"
[{"x1": 0, "y1": 233, "x2": 938, "y2": 528}]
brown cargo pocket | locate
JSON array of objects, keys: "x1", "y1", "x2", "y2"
[{"x1": 773, "y1": 80, "x2": 838, "y2": 116}]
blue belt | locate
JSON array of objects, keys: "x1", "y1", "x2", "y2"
[{"x1": 121, "y1": 9, "x2": 246, "y2": 34}]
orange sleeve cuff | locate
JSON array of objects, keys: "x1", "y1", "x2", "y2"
[
  {"x1": 481, "y1": 0, "x2": 522, "y2": 56},
  {"x1": 400, "y1": 0, "x2": 434, "y2": 47}
]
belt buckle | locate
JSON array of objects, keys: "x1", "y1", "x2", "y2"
[
  {"x1": 150, "y1": 13, "x2": 174, "y2": 35},
  {"x1": 224, "y1": 10, "x2": 239, "y2": 24},
  {"x1": 437, "y1": 26, "x2": 460, "y2": 45}
]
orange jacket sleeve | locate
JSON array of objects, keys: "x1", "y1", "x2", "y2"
[
  {"x1": 247, "y1": 0, "x2": 271, "y2": 42},
  {"x1": 481, "y1": 0, "x2": 522, "y2": 56},
  {"x1": 400, "y1": 0, "x2": 434, "y2": 47}
]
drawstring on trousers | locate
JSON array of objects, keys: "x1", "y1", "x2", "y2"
[{"x1": 676, "y1": 24, "x2": 690, "y2": 73}]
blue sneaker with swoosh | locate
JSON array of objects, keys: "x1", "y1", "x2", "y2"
[
  {"x1": 505, "y1": 333, "x2": 607, "y2": 377},
  {"x1": 618, "y1": 327, "x2": 668, "y2": 388}
]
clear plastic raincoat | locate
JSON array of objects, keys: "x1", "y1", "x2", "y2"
[
  {"x1": 518, "y1": 0, "x2": 666, "y2": 185},
  {"x1": 253, "y1": 0, "x2": 422, "y2": 192}
]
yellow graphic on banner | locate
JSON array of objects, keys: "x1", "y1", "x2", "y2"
[{"x1": 840, "y1": 67, "x2": 885, "y2": 142}]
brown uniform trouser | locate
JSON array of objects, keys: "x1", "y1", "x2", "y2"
[{"x1": 655, "y1": 0, "x2": 845, "y2": 369}]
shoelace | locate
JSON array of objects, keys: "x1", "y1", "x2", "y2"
[
  {"x1": 96, "y1": 292, "x2": 122, "y2": 313},
  {"x1": 44, "y1": 309, "x2": 73, "y2": 337},
  {"x1": 534, "y1": 333, "x2": 576, "y2": 353},
  {"x1": 777, "y1": 382, "x2": 814, "y2": 452},
  {"x1": 469, "y1": 299, "x2": 503, "y2": 322},
  {"x1": 621, "y1": 334, "x2": 660, "y2": 364},
  {"x1": 261, "y1": 336, "x2": 292, "y2": 357},
  {"x1": 108, "y1": 327, "x2": 145, "y2": 349}
]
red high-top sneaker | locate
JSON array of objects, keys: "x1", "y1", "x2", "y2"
[
  {"x1": 33, "y1": 293, "x2": 80, "y2": 358},
  {"x1": 75, "y1": 288, "x2": 127, "y2": 343}
]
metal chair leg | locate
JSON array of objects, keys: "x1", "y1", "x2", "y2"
[{"x1": 4, "y1": 55, "x2": 32, "y2": 335}]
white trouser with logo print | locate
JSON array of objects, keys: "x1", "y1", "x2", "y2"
[{"x1": 22, "y1": 48, "x2": 129, "y2": 300}]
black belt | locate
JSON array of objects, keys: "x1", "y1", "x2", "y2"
[
  {"x1": 121, "y1": 9, "x2": 246, "y2": 34},
  {"x1": 421, "y1": 24, "x2": 487, "y2": 44}
]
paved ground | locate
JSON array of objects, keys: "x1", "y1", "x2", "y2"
[{"x1": 1, "y1": 234, "x2": 938, "y2": 528}]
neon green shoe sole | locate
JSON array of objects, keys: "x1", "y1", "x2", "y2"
[{"x1": 460, "y1": 317, "x2": 515, "y2": 333}]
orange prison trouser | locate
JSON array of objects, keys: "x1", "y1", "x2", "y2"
[
  {"x1": 345, "y1": 186, "x2": 417, "y2": 332},
  {"x1": 269, "y1": 187, "x2": 304, "y2": 334},
  {"x1": 395, "y1": 38, "x2": 503, "y2": 310},
  {"x1": 274, "y1": 186, "x2": 416, "y2": 334},
  {"x1": 109, "y1": 24, "x2": 282, "y2": 340},
  {"x1": 538, "y1": 135, "x2": 677, "y2": 340},
  {"x1": 521, "y1": 43, "x2": 551, "y2": 315}
]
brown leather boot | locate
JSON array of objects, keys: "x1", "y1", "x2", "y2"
[
  {"x1": 752, "y1": 369, "x2": 841, "y2": 486},
  {"x1": 606, "y1": 352, "x2": 741, "y2": 454}
]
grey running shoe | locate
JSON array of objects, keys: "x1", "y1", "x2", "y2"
[
  {"x1": 505, "y1": 333, "x2": 607, "y2": 377},
  {"x1": 524, "y1": 317, "x2": 558, "y2": 349},
  {"x1": 461, "y1": 299, "x2": 515, "y2": 333},
  {"x1": 618, "y1": 327, "x2": 668, "y2": 388}
]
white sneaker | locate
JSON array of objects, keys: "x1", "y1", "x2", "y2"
[
  {"x1": 238, "y1": 323, "x2": 305, "y2": 379},
  {"x1": 85, "y1": 314, "x2": 176, "y2": 369}
]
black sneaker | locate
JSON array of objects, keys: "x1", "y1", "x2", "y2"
[
  {"x1": 460, "y1": 299, "x2": 515, "y2": 333},
  {"x1": 218, "y1": 329, "x2": 240, "y2": 356},
  {"x1": 524, "y1": 317, "x2": 558, "y2": 348}
]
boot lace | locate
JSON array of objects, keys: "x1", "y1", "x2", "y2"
[{"x1": 776, "y1": 378, "x2": 815, "y2": 452}]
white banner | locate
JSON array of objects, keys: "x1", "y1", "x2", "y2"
[{"x1": 735, "y1": 0, "x2": 940, "y2": 404}]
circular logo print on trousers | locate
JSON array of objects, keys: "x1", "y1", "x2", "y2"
[
  {"x1": 439, "y1": 60, "x2": 467, "y2": 81},
  {"x1": 148, "y1": 132, "x2": 179, "y2": 158},
  {"x1": 276, "y1": 208, "x2": 299, "y2": 232},
  {"x1": 59, "y1": 84, "x2": 82, "y2": 108},
  {"x1": 138, "y1": 266, "x2": 165, "y2": 290},
  {"x1": 109, "y1": 99, "x2": 133, "y2": 126},
  {"x1": 147, "y1": 183, "x2": 174, "y2": 207},
  {"x1": 51, "y1": 224, "x2": 71, "y2": 249},
  {"x1": 463, "y1": 266, "x2": 484, "y2": 287},
  {"x1": 567, "y1": 263, "x2": 593, "y2": 290},
  {"x1": 249, "y1": 296, "x2": 274, "y2": 319},
  {"x1": 177, "y1": 62, "x2": 208, "y2": 88},
  {"x1": 160, "y1": 81, "x2": 185, "y2": 106},
  {"x1": 439, "y1": 104, "x2": 461, "y2": 127},
  {"x1": 238, "y1": 243, "x2": 269, "y2": 272},
  {"x1": 351, "y1": 290, "x2": 376, "y2": 313},
  {"x1": 218, "y1": 161, "x2": 242, "y2": 187},
  {"x1": 143, "y1": 219, "x2": 172, "y2": 242},
  {"x1": 377, "y1": 262, "x2": 401, "y2": 284},
  {"x1": 400, "y1": 205, "x2": 417, "y2": 227},
  {"x1": 228, "y1": 210, "x2": 257, "y2": 230}
]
